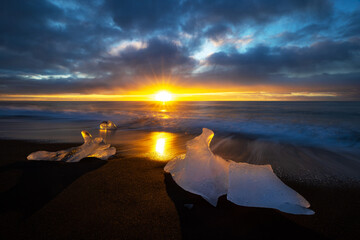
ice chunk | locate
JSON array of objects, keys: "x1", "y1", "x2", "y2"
[
  {"x1": 27, "y1": 131, "x2": 116, "y2": 162},
  {"x1": 165, "y1": 128, "x2": 229, "y2": 206},
  {"x1": 100, "y1": 120, "x2": 117, "y2": 130},
  {"x1": 165, "y1": 128, "x2": 314, "y2": 214},
  {"x1": 227, "y1": 162, "x2": 314, "y2": 215}
]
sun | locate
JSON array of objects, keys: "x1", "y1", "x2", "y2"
[{"x1": 155, "y1": 90, "x2": 172, "y2": 102}]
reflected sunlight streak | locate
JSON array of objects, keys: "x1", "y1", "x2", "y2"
[
  {"x1": 151, "y1": 132, "x2": 175, "y2": 161},
  {"x1": 156, "y1": 138, "x2": 166, "y2": 155}
]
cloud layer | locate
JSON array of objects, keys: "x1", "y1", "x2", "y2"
[{"x1": 0, "y1": 0, "x2": 359, "y2": 99}]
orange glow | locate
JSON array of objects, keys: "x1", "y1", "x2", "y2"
[
  {"x1": 0, "y1": 78, "x2": 339, "y2": 103},
  {"x1": 0, "y1": 71, "x2": 341, "y2": 101},
  {"x1": 0, "y1": 89, "x2": 339, "y2": 101}
]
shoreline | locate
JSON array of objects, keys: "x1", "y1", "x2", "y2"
[{"x1": 0, "y1": 139, "x2": 359, "y2": 239}]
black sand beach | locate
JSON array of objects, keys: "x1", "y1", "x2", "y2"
[{"x1": 0, "y1": 139, "x2": 359, "y2": 240}]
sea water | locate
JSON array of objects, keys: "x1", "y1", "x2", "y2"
[{"x1": 0, "y1": 101, "x2": 359, "y2": 182}]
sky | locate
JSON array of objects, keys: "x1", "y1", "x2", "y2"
[{"x1": 0, "y1": 0, "x2": 360, "y2": 101}]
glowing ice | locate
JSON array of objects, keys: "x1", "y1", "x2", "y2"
[
  {"x1": 165, "y1": 128, "x2": 229, "y2": 206},
  {"x1": 164, "y1": 128, "x2": 314, "y2": 215},
  {"x1": 227, "y1": 162, "x2": 313, "y2": 215},
  {"x1": 27, "y1": 131, "x2": 116, "y2": 162},
  {"x1": 100, "y1": 120, "x2": 117, "y2": 130}
]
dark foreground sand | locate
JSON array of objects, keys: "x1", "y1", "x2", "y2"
[{"x1": 0, "y1": 140, "x2": 359, "y2": 240}]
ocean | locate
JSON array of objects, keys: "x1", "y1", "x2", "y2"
[{"x1": 1, "y1": 101, "x2": 359, "y2": 182}]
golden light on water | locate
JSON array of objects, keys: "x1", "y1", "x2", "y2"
[
  {"x1": 155, "y1": 138, "x2": 166, "y2": 155},
  {"x1": 155, "y1": 90, "x2": 172, "y2": 102},
  {"x1": 151, "y1": 132, "x2": 175, "y2": 161}
]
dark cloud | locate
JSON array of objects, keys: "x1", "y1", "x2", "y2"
[
  {"x1": 204, "y1": 24, "x2": 232, "y2": 41},
  {"x1": 181, "y1": 0, "x2": 332, "y2": 33},
  {"x1": 114, "y1": 38, "x2": 196, "y2": 75},
  {"x1": 104, "y1": 0, "x2": 182, "y2": 33},
  {"x1": 0, "y1": 0, "x2": 121, "y2": 73},
  {"x1": 274, "y1": 24, "x2": 329, "y2": 44},
  {"x1": 340, "y1": 10, "x2": 360, "y2": 38},
  {"x1": 0, "y1": 75, "x2": 112, "y2": 94},
  {"x1": 206, "y1": 39, "x2": 360, "y2": 77}
]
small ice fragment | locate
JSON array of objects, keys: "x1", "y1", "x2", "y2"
[
  {"x1": 100, "y1": 120, "x2": 117, "y2": 130},
  {"x1": 27, "y1": 131, "x2": 116, "y2": 162},
  {"x1": 164, "y1": 128, "x2": 314, "y2": 215}
]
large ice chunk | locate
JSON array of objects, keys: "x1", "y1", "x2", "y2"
[
  {"x1": 164, "y1": 128, "x2": 229, "y2": 206},
  {"x1": 100, "y1": 120, "x2": 117, "y2": 130},
  {"x1": 164, "y1": 128, "x2": 314, "y2": 214},
  {"x1": 27, "y1": 131, "x2": 116, "y2": 162}
]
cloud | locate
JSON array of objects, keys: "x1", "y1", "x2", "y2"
[
  {"x1": 205, "y1": 39, "x2": 360, "y2": 78},
  {"x1": 108, "y1": 40, "x2": 148, "y2": 56},
  {"x1": 340, "y1": 10, "x2": 360, "y2": 38},
  {"x1": 103, "y1": 37, "x2": 197, "y2": 78},
  {"x1": 104, "y1": 0, "x2": 183, "y2": 33},
  {"x1": 204, "y1": 24, "x2": 232, "y2": 41},
  {"x1": 273, "y1": 24, "x2": 329, "y2": 44},
  {"x1": 181, "y1": 0, "x2": 333, "y2": 34}
]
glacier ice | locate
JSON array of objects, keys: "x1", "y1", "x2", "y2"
[
  {"x1": 227, "y1": 162, "x2": 313, "y2": 215},
  {"x1": 164, "y1": 128, "x2": 314, "y2": 215},
  {"x1": 100, "y1": 120, "x2": 117, "y2": 130},
  {"x1": 27, "y1": 131, "x2": 116, "y2": 162},
  {"x1": 165, "y1": 128, "x2": 229, "y2": 206}
]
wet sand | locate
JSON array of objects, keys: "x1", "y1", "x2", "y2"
[{"x1": 0, "y1": 140, "x2": 359, "y2": 239}]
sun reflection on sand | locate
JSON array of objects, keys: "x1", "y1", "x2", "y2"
[
  {"x1": 99, "y1": 129, "x2": 116, "y2": 141},
  {"x1": 151, "y1": 132, "x2": 175, "y2": 161},
  {"x1": 155, "y1": 138, "x2": 166, "y2": 155}
]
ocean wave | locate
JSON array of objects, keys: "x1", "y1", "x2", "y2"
[
  {"x1": 1, "y1": 102, "x2": 359, "y2": 151},
  {"x1": 113, "y1": 116, "x2": 360, "y2": 151}
]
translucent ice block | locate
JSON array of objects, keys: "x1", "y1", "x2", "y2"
[
  {"x1": 165, "y1": 128, "x2": 229, "y2": 206},
  {"x1": 27, "y1": 131, "x2": 116, "y2": 162},
  {"x1": 165, "y1": 128, "x2": 314, "y2": 214},
  {"x1": 100, "y1": 120, "x2": 117, "y2": 130},
  {"x1": 227, "y1": 161, "x2": 314, "y2": 215}
]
